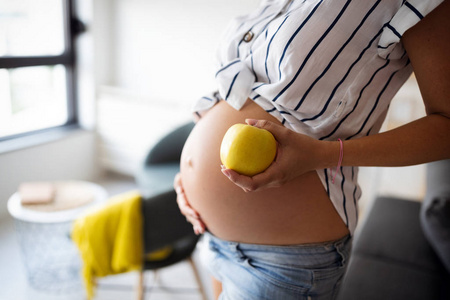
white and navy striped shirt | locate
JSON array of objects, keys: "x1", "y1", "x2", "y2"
[{"x1": 192, "y1": 0, "x2": 443, "y2": 235}]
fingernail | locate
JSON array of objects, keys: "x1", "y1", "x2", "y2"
[
  {"x1": 198, "y1": 226, "x2": 204, "y2": 234},
  {"x1": 246, "y1": 119, "x2": 257, "y2": 126},
  {"x1": 194, "y1": 225, "x2": 204, "y2": 235},
  {"x1": 222, "y1": 169, "x2": 231, "y2": 179}
]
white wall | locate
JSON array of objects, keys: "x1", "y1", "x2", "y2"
[
  {"x1": 111, "y1": 0, "x2": 261, "y2": 101},
  {"x1": 0, "y1": 131, "x2": 99, "y2": 218}
]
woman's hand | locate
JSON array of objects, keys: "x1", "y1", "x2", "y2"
[
  {"x1": 174, "y1": 173, "x2": 206, "y2": 235},
  {"x1": 221, "y1": 119, "x2": 333, "y2": 192}
]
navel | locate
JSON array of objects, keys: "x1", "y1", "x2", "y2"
[{"x1": 186, "y1": 156, "x2": 194, "y2": 168}]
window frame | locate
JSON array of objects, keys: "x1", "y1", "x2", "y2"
[{"x1": 0, "y1": 0, "x2": 82, "y2": 142}]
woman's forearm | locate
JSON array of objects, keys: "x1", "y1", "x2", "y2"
[{"x1": 322, "y1": 113, "x2": 450, "y2": 169}]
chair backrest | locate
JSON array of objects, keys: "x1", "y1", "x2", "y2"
[
  {"x1": 141, "y1": 189, "x2": 198, "y2": 253},
  {"x1": 145, "y1": 122, "x2": 195, "y2": 165}
]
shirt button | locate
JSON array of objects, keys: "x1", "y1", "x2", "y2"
[{"x1": 243, "y1": 31, "x2": 254, "y2": 42}]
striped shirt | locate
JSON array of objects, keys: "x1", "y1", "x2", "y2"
[{"x1": 192, "y1": 0, "x2": 443, "y2": 235}]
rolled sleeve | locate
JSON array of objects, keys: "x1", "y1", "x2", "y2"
[{"x1": 378, "y1": 0, "x2": 444, "y2": 59}]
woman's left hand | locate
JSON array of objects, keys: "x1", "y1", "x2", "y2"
[{"x1": 221, "y1": 119, "x2": 330, "y2": 192}]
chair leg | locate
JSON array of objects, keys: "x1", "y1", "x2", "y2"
[
  {"x1": 153, "y1": 269, "x2": 160, "y2": 285},
  {"x1": 137, "y1": 270, "x2": 144, "y2": 300},
  {"x1": 188, "y1": 256, "x2": 208, "y2": 300}
]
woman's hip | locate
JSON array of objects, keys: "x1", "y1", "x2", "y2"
[{"x1": 201, "y1": 232, "x2": 352, "y2": 300}]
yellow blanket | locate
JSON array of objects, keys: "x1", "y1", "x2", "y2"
[{"x1": 71, "y1": 191, "x2": 143, "y2": 299}]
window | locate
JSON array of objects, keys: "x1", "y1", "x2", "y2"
[{"x1": 0, "y1": 0, "x2": 83, "y2": 140}]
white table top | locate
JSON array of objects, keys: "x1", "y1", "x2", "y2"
[{"x1": 7, "y1": 181, "x2": 108, "y2": 223}]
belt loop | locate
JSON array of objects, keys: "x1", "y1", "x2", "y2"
[
  {"x1": 234, "y1": 243, "x2": 247, "y2": 261},
  {"x1": 335, "y1": 235, "x2": 351, "y2": 266}
]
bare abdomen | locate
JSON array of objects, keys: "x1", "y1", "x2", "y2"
[{"x1": 180, "y1": 100, "x2": 349, "y2": 245}]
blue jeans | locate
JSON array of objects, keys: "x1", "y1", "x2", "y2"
[{"x1": 201, "y1": 232, "x2": 352, "y2": 300}]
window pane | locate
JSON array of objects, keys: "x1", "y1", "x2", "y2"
[
  {"x1": 0, "y1": 0, "x2": 65, "y2": 56},
  {"x1": 0, "y1": 65, "x2": 68, "y2": 138}
]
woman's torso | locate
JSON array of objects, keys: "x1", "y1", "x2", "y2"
[
  {"x1": 192, "y1": 0, "x2": 423, "y2": 236},
  {"x1": 181, "y1": 100, "x2": 349, "y2": 245}
]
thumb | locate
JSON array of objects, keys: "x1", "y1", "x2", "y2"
[{"x1": 245, "y1": 119, "x2": 285, "y2": 138}]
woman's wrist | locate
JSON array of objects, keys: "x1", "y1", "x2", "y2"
[{"x1": 315, "y1": 140, "x2": 343, "y2": 171}]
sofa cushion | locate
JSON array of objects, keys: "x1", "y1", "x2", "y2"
[
  {"x1": 338, "y1": 196, "x2": 449, "y2": 300},
  {"x1": 353, "y1": 197, "x2": 443, "y2": 272},
  {"x1": 337, "y1": 254, "x2": 444, "y2": 300},
  {"x1": 420, "y1": 159, "x2": 450, "y2": 273}
]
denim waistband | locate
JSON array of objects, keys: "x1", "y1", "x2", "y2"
[{"x1": 205, "y1": 232, "x2": 352, "y2": 269}]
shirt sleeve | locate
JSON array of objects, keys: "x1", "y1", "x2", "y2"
[
  {"x1": 191, "y1": 90, "x2": 222, "y2": 119},
  {"x1": 191, "y1": 58, "x2": 257, "y2": 118},
  {"x1": 378, "y1": 0, "x2": 444, "y2": 59}
]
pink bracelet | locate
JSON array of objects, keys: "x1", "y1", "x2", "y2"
[{"x1": 330, "y1": 138, "x2": 343, "y2": 184}]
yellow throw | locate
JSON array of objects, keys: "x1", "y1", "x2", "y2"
[{"x1": 71, "y1": 191, "x2": 143, "y2": 299}]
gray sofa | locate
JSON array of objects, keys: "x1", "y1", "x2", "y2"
[{"x1": 337, "y1": 159, "x2": 450, "y2": 300}]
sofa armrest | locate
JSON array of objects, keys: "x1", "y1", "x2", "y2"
[{"x1": 420, "y1": 159, "x2": 450, "y2": 272}]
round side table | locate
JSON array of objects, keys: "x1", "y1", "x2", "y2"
[{"x1": 7, "y1": 180, "x2": 107, "y2": 294}]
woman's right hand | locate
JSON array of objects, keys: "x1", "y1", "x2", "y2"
[{"x1": 174, "y1": 172, "x2": 206, "y2": 235}]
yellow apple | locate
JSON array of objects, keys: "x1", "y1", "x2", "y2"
[{"x1": 220, "y1": 123, "x2": 277, "y2": 176}]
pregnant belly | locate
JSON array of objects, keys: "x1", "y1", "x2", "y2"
[{"x1": 180, "y1": 100, "x2": 349, "y2": 245}]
